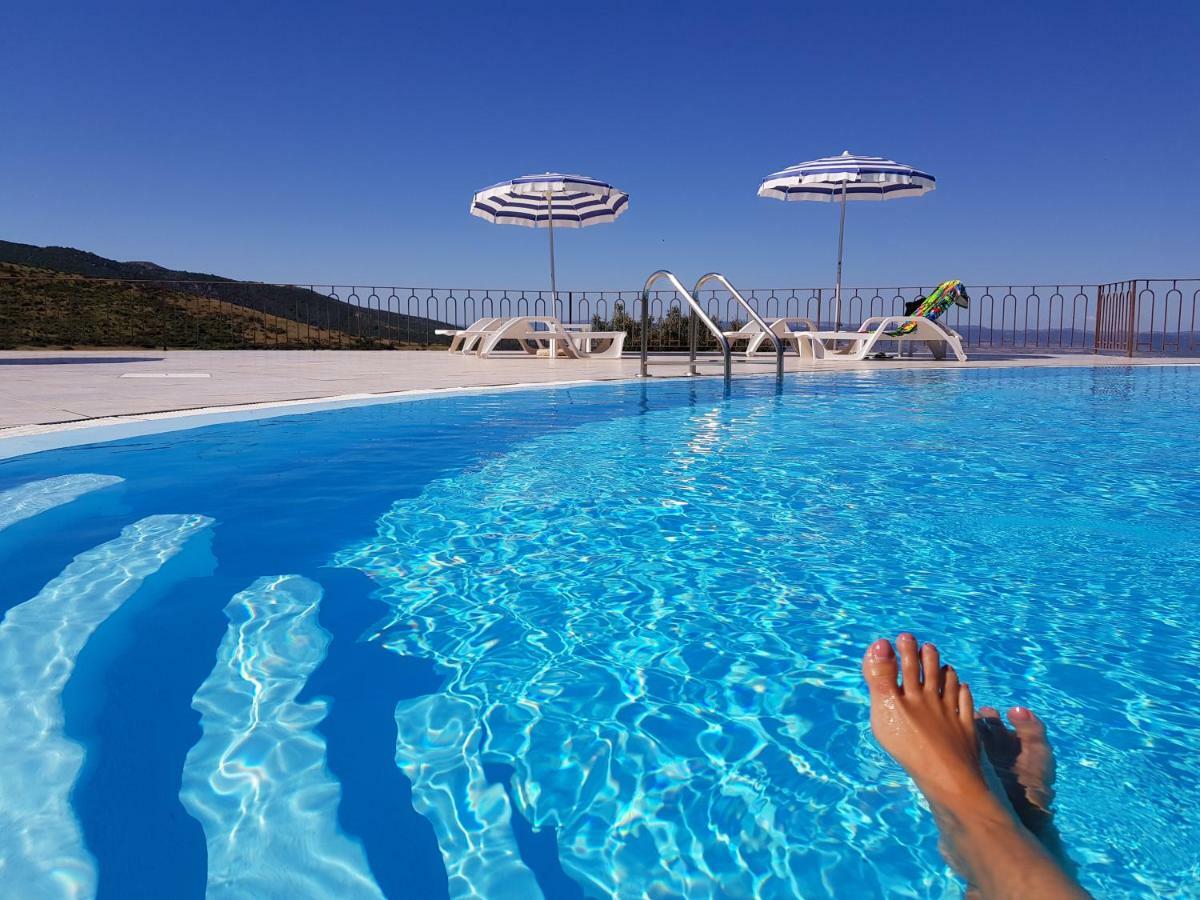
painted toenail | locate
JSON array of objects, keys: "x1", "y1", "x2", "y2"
[
  {"x1": 898, "y1": 632, "x2": 915, "y2": 642},
  {"x1": 1010, "y1": 706, "x2": 1032, "y2": 721},
  {"x1": 869, "y1": 639, "x2": 894, "y2": 659}
]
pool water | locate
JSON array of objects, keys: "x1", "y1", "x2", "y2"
[{"x1": 1, "y1": 366, "x2": 1198, "y2": 898}]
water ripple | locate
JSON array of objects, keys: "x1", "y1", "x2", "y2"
[{"x1": 336, "y1": 368, "x2": 1200, "y2": 897}]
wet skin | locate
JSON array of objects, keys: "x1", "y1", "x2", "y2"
[
  {"x1": 862, "y1": 633, "x2": 1089, "y2": 899},
  {"x1": 976, "y1": 705, "x2": 1077, "y2": 877},
  {"x1": 977, "y1": 706, "x2": 1055, "y2": 831}
]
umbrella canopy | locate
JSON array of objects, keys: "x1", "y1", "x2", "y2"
[
  {"x1": 471, "y1": 174, "x2": 629, "y2": 314},
  {"x1": 758, "y1": 152, "x2": 935, "y2": 202},
  {"x1": 758, "y1": 151, "x2": 935, "y2": 329},
  {"x1": 471, "y1": 173, "x2": 629, "y2": 227}
]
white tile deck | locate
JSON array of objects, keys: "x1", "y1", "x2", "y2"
[{"x1": 1, "y1": 349, "x2": 1195, "y2": 438}]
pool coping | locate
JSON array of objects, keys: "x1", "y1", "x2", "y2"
[
  {"x1": 0, "y1": 377, "x2": 634, "y2": 461},
  {"x1": 2, "y1": 357, "x2": 1196, "y2": 461}
]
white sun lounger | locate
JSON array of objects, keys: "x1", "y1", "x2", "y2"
[
  {"x1": 434, "y1": 317, "x2": 508, "y2": 354},
  {"x1": 723, "y1": 317, "x2": 819, "y2": 358},
  {"x1": 797, "y1": 316, "x2": 967, "y2": 362},
  {"x1": 475, "y1": 317, "x2": 627, "y2": 359}
]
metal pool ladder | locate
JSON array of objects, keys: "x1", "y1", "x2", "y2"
[{"x1": 639, "y1": 270, "x2": 784, "y2": 381}]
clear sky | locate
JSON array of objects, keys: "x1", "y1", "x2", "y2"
[{"x1": 4, "y1": 1, "x2": 1198, "y2": 290}]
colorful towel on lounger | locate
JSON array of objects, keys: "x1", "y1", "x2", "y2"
[{"x1": 887, "y1": 280, "x2": 969, "y2": 336}]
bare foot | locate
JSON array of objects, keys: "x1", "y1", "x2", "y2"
[
  {"x1": 861, "y1": 633, "x2": 993, "y2": 811},
  {"x1": 976, "y1": 706, "x2": 1056, "y2": 834},
  {"x1": 862, "y1": 635, "x2": 1089, "y2": 898}
]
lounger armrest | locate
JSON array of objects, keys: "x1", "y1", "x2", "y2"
[
  {"x1": 859, "y1": 315, "x2": 956, "y2": 332},
  {"x1": 858, "y1": 315, "x2": 949, "y2": 332},
  {"x1": 857, "y1": 316, "x2": 911, "y2": 331},
  {"x1": 771, "y1": 317, "x2": 818, "y2": 331}
]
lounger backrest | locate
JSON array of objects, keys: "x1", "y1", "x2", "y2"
[{"x1": 888, "y1": 280, "x2": 968, "y2": 336}]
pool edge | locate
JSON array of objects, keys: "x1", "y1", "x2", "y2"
[{"x1": 2, "y1": 359, "x2": 1197, "y2": 461}]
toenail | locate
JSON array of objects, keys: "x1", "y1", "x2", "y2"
[
  {"x1": 1010, "y1": 706, "x2": 1032, "y2": 721},
  {"x1": 898, "y1": 632, "x2": 915, "y2": 642},
  {"x1": 869, "y1": 639, "x2": 894, "y2": 659}
]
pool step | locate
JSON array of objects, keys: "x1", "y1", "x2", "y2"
[
  {"x1": 0, "y1": 513, "x2": 213, "y2": 899},
  {"x1": 395, "y1": 694, "x2": 544, "y2": 900},
  {"x1": 0, "y1": 474, "x2": 124, "y2": 532},
  {"x1": 180, "y1": 575, "x2": 384, "y2": 900}
]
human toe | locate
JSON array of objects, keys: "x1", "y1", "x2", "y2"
[
  {"x1": 896, "y1": 632, "x2": 921, "y2": 689},
  {"x1": 957, "y1": 682, "x2": 975, "y2": 728},
  {"x1": 921, "y1": 643, "x2": 942, "y2": 694},
  {"x1": 1007, "y1": 706, "x2": 1048, "y2": 742},
  {"x1": 861, "y1": 638, "x2": 900, "y2": 696},
  {"x1": 943, "y1": 665, "x2": 961, "y2": 708},
  {"x1": 976, "y1": 705, "x2": 1004, "y2": 730}
]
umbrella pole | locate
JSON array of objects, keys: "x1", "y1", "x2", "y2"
[
  {"x1": 834, "y1": 182, "x2": 847, "y2": 332},
  {"x1": 546, "y1": 191, "x2": 558, "y2": 319}
]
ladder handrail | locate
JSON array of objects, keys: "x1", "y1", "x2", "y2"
[
  {"x1": 640, "y1": 270, "x2": 731, "y2": 379},
  {"x1": 692, "y1": 272, "x2": 785, "y2": 379}
]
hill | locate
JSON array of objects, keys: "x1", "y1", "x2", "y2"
[
  {"x1": 0, "y1": 261, "x2": 445, "y2": 350},
  {"x1": 0, "y1": 241, "x2": 450, "y2": 349}
]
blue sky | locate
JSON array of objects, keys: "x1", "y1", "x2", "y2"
[{"x1": 4, "y1": 1, "x2": 1198, "y2": 289}]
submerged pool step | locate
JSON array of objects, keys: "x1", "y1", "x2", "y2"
[
  {"x1": 0, "y1": 474, "x2": 124, "y2": 532},
  {"x1": 0, "y1": 513, "x2": 213, "y2": 900},
  {"x1": 395, "y1": 694, "x2": 544, "y2": 900},
  {"x1": 180, "y1": 575, "x2": 384, "y2": 900}
]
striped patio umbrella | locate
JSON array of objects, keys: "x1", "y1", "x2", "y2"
[
  {"x1": 470, "y1": 173, "x2": 629, "y2": 313},
  {"x1": 758, "y1": 151, "x2": 935, "y2": 330}
]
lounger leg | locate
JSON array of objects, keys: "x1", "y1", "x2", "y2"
[
  {"x1": 800, "y1": 335, "x2": 823, "y2": 360},
  {"x1": 593, "y1": 336, "x2": 627, "y2": 358}
]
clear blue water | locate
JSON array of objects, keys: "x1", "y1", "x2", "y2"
[{"x1": 1, "y1": 365, "x2": 1198, "y2": 899}]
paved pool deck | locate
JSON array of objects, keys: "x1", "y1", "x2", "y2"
[{"x1": 1, "y1": 349, "x2": 1195, "y2": 439}]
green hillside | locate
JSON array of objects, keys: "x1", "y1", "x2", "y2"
[
  {"x1": 0, "y1": 240, "x2": 450, "y2": 349},
  {"x1": 0, "y1": 262, "x2": 444, "y2": 349}
]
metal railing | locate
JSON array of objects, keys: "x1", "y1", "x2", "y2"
[
  {"x1": 639, "y1": 270, "x2": 731, "y2": 378},
  {"x1": 2, "y1": 269, "x2": 1197, "y2": 356},
  {"x1": 692, "y1": 272, "x2": 784, "y2": 377},
  {"x1": 1095, "y1": 279, "x2": 1200, "y2": 356}
]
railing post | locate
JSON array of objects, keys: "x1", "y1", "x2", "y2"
[
  {"x1": 1126, "y1": 279, "x2": 1138, "y2": 358},
  {"x1": 688, "y1": 305, "x2": 698, "y2": 376},
  {"x1": 1093, "y1": 285, "x2": 1102, "y2": 354},
  {"x1": 639, "y1": 290, "x2": 649, "y2": 377}
]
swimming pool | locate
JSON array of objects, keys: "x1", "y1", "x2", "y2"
[{"x1": 1, "y1": 365, "x2": 1197, "y2": 898}]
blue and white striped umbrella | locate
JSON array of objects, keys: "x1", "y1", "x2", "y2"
[
  {"x1": 758, "y1": 151, "x2": 935, "y2": 329},
  {"x1": 758, "y1": 151, "x2": 935, "y2": 202},
  {"x1": 471, "y1": 174, "x2": 629, "y2": 307},
  {"x1": 471, "y1": 173, "x2": 629, "y2": 227}
]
